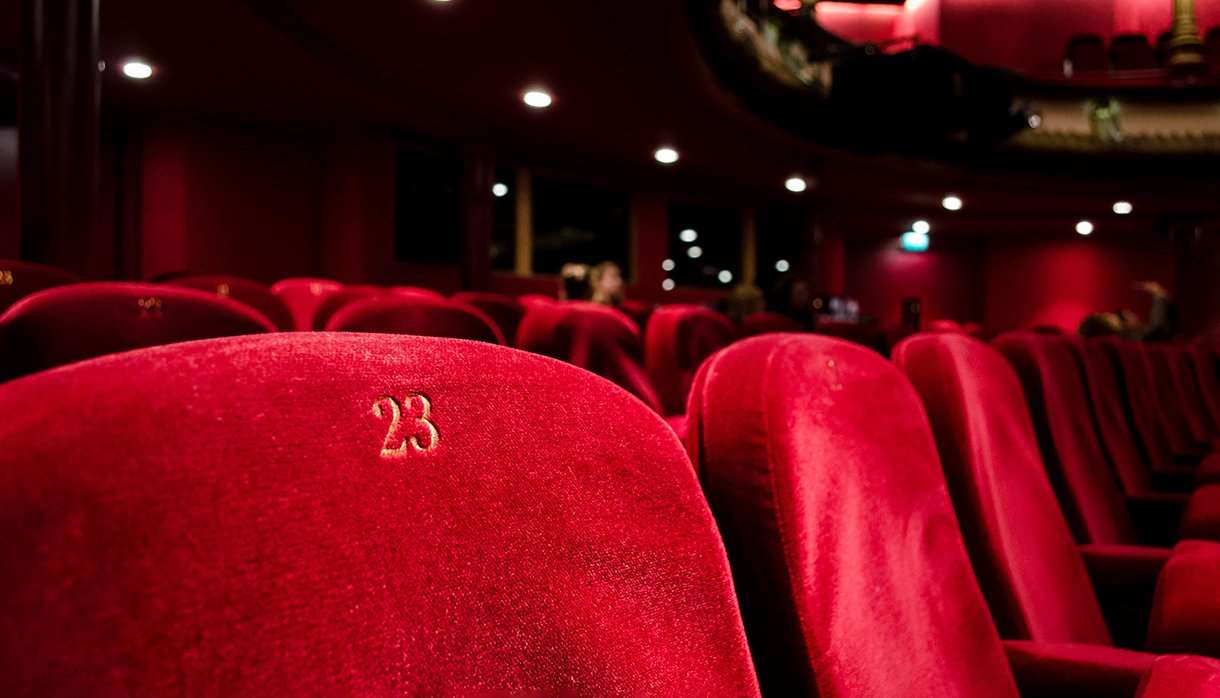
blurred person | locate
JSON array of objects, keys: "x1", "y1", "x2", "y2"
[
  {"x1": 726, "y1": 284, "x2": 765, "y2": 325},
  {"x1": 589, "y1": 261, "x2": 625, "y2": 307},
  {"x1": 1078, "y1": 280, "x2": 1177, "y2": 341},
  {"x1": 766, "y1": 273, "x2": 814, "y2": 329},
  {"x1": 559, "y1": 263, "x2": 591, "y2": 301}
]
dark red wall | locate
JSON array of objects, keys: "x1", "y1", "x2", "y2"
[{"x1": 846, "y1": 237, "x2": 985, "y2": 329}]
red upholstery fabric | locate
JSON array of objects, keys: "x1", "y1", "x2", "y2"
[
  {"x1": 1147, "y1": 541, "x2": 1220, "y2": 659},
  {"x1": 0, "y1": 334, "x2": 759, "y2": 695},
  {"x1": 0, "y1": 282, "x2": 275, "y2": 381},
  {"x1": 893, "y1": 333, "x2": 1112, "y2": 646},
  {"x1": 1137, "y1": 655, "x2": 1220, "y2": 696},
  {"x1": 0, "y1": 259, "x2": 78, "y2": 314},
  {"x1": 1109, "y1": 340, "x2": 1202, "y2": 458},
  {"x1": 1190, "y1": 345, "x2": 1220, "y2": 430},
  {"x1": 929, "y1": 319, "x2": 965, "y2": 333},
  {"x1": 1148, "y1": 345, "x2": 1212, "y2": 447},
  {"x1": 644, "y1": 305, "x2": 736, "y2": 416},
  {"x1": 312, "y1": 286, "x2": 382, "y2": 330},
  {"x1": 518, "y1": 302, "x2": 662, "y2": 413},
  {"x1": 452, "y1": 292, "x2": 524, "y2": 345},
  {"x1": 389, "y1": 286, "x2": 446, "y2": 300},
  {"x1": 325, "y1": 297, "x2": 505, "y2": 345},
  {"x1": 688, "y1": 334, "x2": 1018, "y2": 697},
  {"x1": 166, "y1": 275, "x2": 294, "y2": 331},
  {"x1": 619, "y1": 299, "x2": 654, "y2": 332},
  {"x1": 739, "y1": 311, "x2": 803, "y2": 336},
  {"x1": 516, "y1": 293, "x2": 555, "y2": 308},
  {"x1": 1159, "y1": 346, "x2": 1218, "y2": 440},
  {"x1": 271, "y1": 277, "x2": 344, "y2": 331},
  {"x1": 1003, "y1": 640, "x2": 1155, "y2": 698}
]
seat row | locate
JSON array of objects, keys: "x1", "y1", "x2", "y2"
[{"x1": 2, "y1": 329, "x2": 1219, "y2": 695}]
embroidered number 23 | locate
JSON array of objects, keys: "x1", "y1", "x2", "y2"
[{"x1": 371, "y1": 393, "x2": 439, "y2": 457}]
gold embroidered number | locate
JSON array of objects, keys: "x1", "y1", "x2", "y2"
[{"x1": 372, "y1": 393, "x2": 439, "y2": 457}]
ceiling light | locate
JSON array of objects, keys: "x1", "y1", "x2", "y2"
[
  {"x1": 912, "y1": 220, "x2": 931, "y2": 235},
  {"x1": 662, "y1": 278, "x2": 676, "y2": 291},
  {"x1": 522, "y1": 89, "x2": 552, "y2": 109},
  {"x1": 121, "y1": 61, "x2": 153, "y2": 80},
  {"x1": 942, "y1": 195, "x2": 963, "y2": 211},
  {"x1": 492, "y1": 182, "x2": 509, "y2": 198},
  {"x1": 661, "y1": 258, "x2": 676, "y2": 272},
  {"x1": 1076, "y1": 220, "x2": 1094, "y2": 236},
  {"x1": 718, "y1": 270, "x2": 734, "y2": 284},
  {"x1": 679, "y1": 229, "x2": 698, "y2": 243},
  {"x1": 654, "y1": 147, "x2": 679, "y2": 165},
  {"x1": 1112, "y1": 201, "x2": 1133, "y2": 215},
  {"x1": 901, "y1": 231, "x2": 930, "y2": 253},
  {"x1": 775, "y1": 259, "x2": 790, "y2": 273},
  {"x1": 785, "y1": 176, "x2": 807, "y2": 193},
  {"x1": 687, "y1": 246, "x2": 703, "y2": 259},
  {"x1": 1027, "y1": 112, "x2": 1043, "y2": 129}
]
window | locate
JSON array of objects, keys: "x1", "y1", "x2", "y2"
[
  {"x1": 531, "y1": 175, "x2": 630, "y2": 276},
  {"x1": 667, "y1": 202, "x2": 741, "y2": 288},
  {"x1": 394, "y1": 148, "x2": 462, "y2": 264}
]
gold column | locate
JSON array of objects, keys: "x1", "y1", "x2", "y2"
[
  {"x1": 1168, "y1": 0, "x2": 1204, "y2": 69},
  {"x1": 513, "y1": 168, "x2": 533, "y2": 276}
]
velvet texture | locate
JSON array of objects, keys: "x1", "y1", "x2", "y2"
[
  {"x1": 310, "y1": 286, "x2": 384, "y2": 331},
  {"x1": 644, "y1": 305, "x2": 737, "y2": 416},
  {"x1": 620, "y1": 299, "x2": 654, "y2": 332},
  {"x1": 1147, "y1": 541, "x2": 1220, "y2": 659},
  {"x1": 1003, "y1": 640, "x2": 1154, "y2": 698},
  {"x1": 0, "y1": 282, "x2": 276, "y2": 381},
  {"x1": 1106, "y1": 339, "x2": 1203, "y2": 461},
  {"x1": 271, "y1": 277, "x2": 344, "y2": 331},
  {"x1": 739, "y1": 311, "x2": 804, "y2": 336},
  {"x1": 452, "y1": 292, "x2": 524, "y2": 345},
  {"x1": 1146, "y1": 346, "x2": 1213, "y2": 449},
  {"x1": 166, "y1": 274, "x2": 295, "y2": 330},
  {"x1": 0, "y1": 260, "x2": 79, "y2": 314},
  {"x1": 389, "y1": 286, "x2": 446, "y2": 300},
  {"x1": 1190, "y1": 345, "x2": 1220, "y2": 430},
  {"x1": 1137, "y1": 655, "x2": 1220, "y2": 696},
  {"x1": 892, "y1": 333, "x2": 1113, "y2": 645},
  {"x1": 325, "y1": 296, "x2": 505, "y2": 345},
  {"x1": 518, "y1": 302, "x2": 662, "y2": 413},
  {"x1": 1158, "y1": 346, "x2": 1218, "y2": 441},
  {"x1": 688, "y1": 334, "x2": 1018, "y2": 697},
  {"x1": 0, "y1": 334, "x2": 759, "y2": 695}
]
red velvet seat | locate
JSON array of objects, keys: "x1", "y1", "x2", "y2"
[
  {"x1": 619, "y1": 299, "x2": 654, "y2": 332},
  {"x1": 516, "y1": 293, "x2": 555, "y2": 308},
  {"x1": 994, "y1": 332, "x2": 1220, "y2": 546},
  {"x1": 1137, "y1": 655, "x2": 1220, "y2": 696},
  {"x1": 518, "y1": 301, "x2": 662, "y2": 413},
  {"x1": 687, "y1": 333, "x2": 1208, "y2": 697},
  {"x1": 739, "y1": 310, "x2": 803, "y2": 336},
  {"x1": 929, "y1": 318, "x2": 965, "y2": 333},
  {"x1": 644, "y1": 305, "x2": 736, "y2": 416},
  {"x1": 311, "y1": 286, "x2": 382, "y2": 330},
  {"x1": 271, "y1": 277, "x2": 344, "y2": 331},
  {"x1": 0, "y1": 282, "x2": 275, "y2": 381},
  {"x1": 452, "y1": 292, "x2": 525, "y2": 345},
  {"x1": 325, "y1": 296, "x2": 505, "y2": 344},
  {"x1": 0, "y1": 334, "x2": 759, "y2": 695},
  {"x1": 388, "y1": 286, "x2": 445, "y2": 300},
  {"x1": 1191, "y1": 344, "x2": 1220, "y2": 433},
  {"x1": 895, "y1": 333, "x2": 1220, "y2": 658},
  {"x1": 1106, "y1": 340, "x2": 1205, "y2": 463},
  {"x1": 0, "y1": 259, "x2": 78, "y2": 314},
  {"x1": 166, "y1": 275, "x2": 294, "y2": 331},
  {"x1": 1153, "y1": 345, "x2": 1218, "y2": 443}
]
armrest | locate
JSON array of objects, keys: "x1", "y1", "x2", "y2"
[
  {"x1": 1126, "y1": 493, "x2": 1188, "y2": 547},
  {"x1": 1137, "y1": 655, "x2": 1220, "y2": 697},
  {"x1": 1003, "y1": 640, "x2": 1154, "y2": 698},
  {"x1": 1079, "y1": 544, "x2": 1171, "y2": 649},
  {"x1": 1148, "y1": 540, "x2": 1220, "y2": 658}
]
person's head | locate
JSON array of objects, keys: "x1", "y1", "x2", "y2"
[
  {"x1": 559, "y1": 263, "x2": 591, "y2": 301},
  {"x1": 726, "y1": 284, "x2": 765, "y2": 324},
  {"x1": 1078, "y1": 312, "x2": 1124, "y2": 338},
  {"x1": 589, "y1": 261, "x2": 625, "y2": 306}
]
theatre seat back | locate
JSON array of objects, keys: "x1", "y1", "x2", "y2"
[
  {"x1": 739, "y1": 311, "x2": 804, "y2": 336},
  {"x1": 312, "y1": 286, "x2": 381, "y2": 330},
  {"x1": 1191, "y1": 344, "x2": 1220, "y2": 429},
  {"x1": 1104, "y1": 340, "x2": 1181, "y2": 470},
  {"x1": 326, "y1": 297, "x2": 505, "y2": 344},
  {"x1": 0, "y1": 259, "x2": 78, "y2": 314},
  {"x1": 167, "y1": 275, "x2": 294, "y2": 331},
  {"x1": 1153, "y1": 345, "x2": 1216, "y2": 440},
  {"x1": 0, "y1": 282, "x2": 276, "y2": 381},
  {"x1": 452, "y1": 292, "x2": 524, "y2": 345},
  {"x1": 994, "y1": 332, "x2": 1136, "y2": 545},
  {"x1": 271, "y1": 277, "x2": 344, "y2": 331},
  {"x1": 644, "y1": 305, "x2": 736, "y2": 416},
  {"x1": 1074, "y1": 338, "x2": 1155, "y2": 494},
  {"x1": 0, "y1": 334, "x2": 759, "y2": 696},
  {"x1": 1144, "y1": 345, "x2": 1209, "y2": 449},
  {"x1": 893, "y1": 333, "x2": 1112, "y2": 646},
  {"x1": 687, "y1": 334, "x2": 1017, "y2": 697}
]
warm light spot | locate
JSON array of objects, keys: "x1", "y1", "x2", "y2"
[
  {"x1": 661, "y1": 259, "x2": 676, "y2": 272},
  {"x1": 775, "y1": 259, "x2": 791, "y2": 273},
  {"x1": 785, "y1": 176, "x2": 807, "y2": 193},
  {"x1": 773, "y1": 0, "x2": 802, "y2": 10},
  {"x1": 942, "y1": 195, "x2": 963, "y2": 211},
  {"x1": 687, "y1": 246, "x2": 703, "y2": 259},
  {"x1": 912, "y1": 220, "x2": 931, "y2": 235},
  {"x1": 1076, "y1": 220, "x2": 1094, "y2": 236},
  {"x1": 654, "y1": 147, "x2": 679, "y2": 165},
  {"x1": 492, "y1": 183, "x2": 509, "y2": 198},
  {"x1": 679, "y1": 229, "x2": 698, "y2": 243},
  {"x1": 522, "y1": 89, "x2": 553, "y2": 109},
  {"x1": 662, "y1": 278, "x2": 676, "y2": 291},
  {"x1": 1112, "y1": 201, "x2": 1133, "y2": 215},
  {"x1": 121, "y1": 61, "x2": 153, "y2": 80}
]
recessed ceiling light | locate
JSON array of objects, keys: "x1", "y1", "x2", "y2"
[
  {"x1": 942, "y1": 195, "x2": 963, "y2": 211},
  {"x1": 662, "y1": 278, "x2": 676, "y2": 291},
  {"x1": 687, "y1": 245, "x2": 703, "y2": 259},
  {"x1": 661, "y1": 258, "x2": 676, "y2": 272},
  {"x1": 775, "y1": 259, "x2": 790, "y2": 273},
  {"x1": 785, "y1": 176, "x2": 807, "y2": 193},
  {"x1": 522, "y1": 89, "x2": 552, "y2": 109},
  {"x1": 1112, "y1": 201, "x2": 1133, "y2": 215},
  {"x1": 121, "y1": 60, "x2": 153, "y2": 80},
  {"x1": 718, "y1": 270, "x2": 734, "y2": 284},
  {"x1": 1076, "y1": 220, "x2": 1094, "y2": 236},
  {"x1": 679, "y1": 229, "x2": 698, "y2": 243},
  {"x1": 912, "y1": 220, "x2": 931, "y2": 235},
  {"x1": 492, "y1": 182, "x2": 509, "y2": 198},
  {"x1": 654, "y1": 147, "x2": 679, "y2": 165}
]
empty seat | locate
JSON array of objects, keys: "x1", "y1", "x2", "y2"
[
  {"x1": 1191, "y1": 344, "x2": 1220, "y2": 432},
  {"x1": 518, "y1": 302, "x2": 662, "y2": 413},
  {"x1": 311, "y1": 285, "x2": 382, "y2": 331},
  {"x1": 1067, "y1": 33, "x2": 1109, "y2": 72},
  {"x1": 388, "y1": 286, "x2": 446, "y2": 300},
  {"x1": 929, "y1": 318, "x2": 965, "y2": 333},
  {"x1": 0, "y1": 334, "x2": 758, "y2": 694},
  {"x1": 1111, "y1": 34, "x2": 1158, "y2": 71},
  {"x1": 0, "y1": 259, "x2": 78, "y2": 314},
  {"x1": 1138, "y1": 655, "x2": 1220, "y2": 697},
  {"x1": 271, "y1": 277, "x2": 344, "y2": 331},
  {"x1": 325, "y1": 296, "x2": 505, "y2": 344},
  {"x1": 516, "y1": 293, "x2": 556, "y2": 308},
  {"x1": 1106, "y1": 340, "x2": 1204, "y2": 463},
  {"x1": 644, "y1": 305, "x2": 736, "y2": 416},
  {"x1": 0, "y1": 282, "x2": 275, "y2": 381},
  {"x1": 739, "y1": 311, "x2": 804, "y2": 336},
  {"x1": 1152, "y1": 345, "x2": 1218, "y2": 443},
  {"x1": 452, "y1": 292, "x2": 525, "y2": 344},
  {"x1": 687, "y1": 333, "x2": 1208, "y2": 696},
  {"x1": 166, "y1": 275, "x2": 294, "y2": 331},
  {"x1": 895, "y1": 333, "x2": 1220, "y2": 657},
  {"x1": 619, "y1": 299, "x2": 654, "y2": 332}
]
